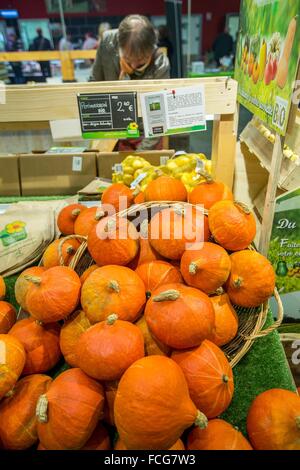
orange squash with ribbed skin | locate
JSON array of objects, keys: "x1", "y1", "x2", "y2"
[
  {"x1": 74, "y1": 206, "x2": 105, "y2": 237},
  {"x1": 0, "y1": 374, "x2": 52, "y2": 450},
  {"x1": 88, "y1": 216, "x2": 139, "y2": 266},
  {"x1": 15, "y1": 267, "x2": 46, "y2": 312},
  {"x1": 247, "y1": 389, "x2": 300, "y2": 450},
  {"x1": 136, "y1": 316, "x2": 171, "y2": 356},
  {"x1": 210, "y1": 293, "x2": 239, "y2": 346},
  {"x1": 101, "y1": 183, "x2": 134, "y2": 212},
  {"x1": 114, "y1": 355, "x2": 207, "y2": 450},
  {"x1": 180, "y1": 242, "x2": 231, "y2": 294},
  {"x1": 172, "y1": 340, "x2": 234, "y2": 418},
  {"x1": 77, "y1": 314, "x2": 144, "y2": 381},
  {"x1": 149, "y1": 207, "x2": 210, "y2": 260},
  {"x1": 9, "y1": 318, "x2": 61, "y2": 375},
  {"x1": 134, "y1": 191, "x2": 145, "y2": 205},
  {"x1": 226, "y1": 250, "x2": 275, "y2": 307},
  {"x1": 0, "y1": 301, "x2": 16, "y2": 334},
  {"x1": 208, "y1": 200, "x2": 256, "y2": 251},
  {"x1": 128, "y1": 220, "x2": 163, "y2": 270},
  {"x1": 0, "y1": 334, "x2": 26, "y2": 399},
  {"x1": 136, "y1": 260, "x2": 183, "y2": 298},
  {"x1": 25, "y1": 266, "x2": 81, "y2": 323},
  {"x1": 81, "y1": 265, "x2": 146, "y2": 324},
  {"x1": 189, "y1": 179, "x2": 233, "y2": 210},
  {"x1": 103, "y1": 380, "x2": 119, "y2": 426},
  {"x1": 42, "y1": 237, "x2": 81, "y2": 269},
  {"x1": 80, "y1": 265, "x2": 98, "y2": 285},
  {"x1": 145, "y1": 283, "x2": 215, "y2": 349},
  {"x1": 81, "y1": 423, "x2": 111, "y2": 450},
  {"x1": 115, "y1": 438, "x2": 185, "y2": 450},
  {"x1": 0, "y1": 275, "x2": 6, "y2": 300},
  {"x1": 187, "y1": 419, "x2": 253, "y2": 450},
  {"x1": 36, "y1": 368, "x2": 105, "y2": 450},
  {"x1": 57, "y1": 203, "x2": 87, "y2": 235},
  {"x1": 144, "y1": 176, "x2": 187, "y2": 202},
  {"x1": 60, "y1": 310, "x2": 90, "y2": 367}
]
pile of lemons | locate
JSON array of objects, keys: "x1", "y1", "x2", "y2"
[{"x1": 112, "y1": 153, "x2": 212, "y2": 193}]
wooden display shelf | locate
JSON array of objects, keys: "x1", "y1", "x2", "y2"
[{"x1": 0, "y1": 77, "x2": 238, "y2": 188}]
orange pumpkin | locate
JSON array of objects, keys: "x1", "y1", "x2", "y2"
[
  {"x1": 180, "y1": 242, "x2": 231, "y2": 293},
  {"x1": 42, "y1": 237, "x2": 81, "y2": 269},
  {"x1": 128, "y1": 219, "x2": 163, "y2": 270},
  {"x1": 145, "y1": 283, "x2": 215, "y2": 349},
  {"x1": 149, "y1": 206, "x2": 210, "y2": 260},
  {"x1": 136, "y1": 260, "x2": 183, "y2": 298},
  {"x1": 0, "y1": 334, "x2": 26, "y2": 399},
  {"x1": 144, "y1": 176, "x2": 187, "y2": 202},
  {"x1": 134, "y1": 191, "x2": 145, "y2": 205},
  {"x1": 103, "y1": 380, "x2": 119, "y2": 426},
  {"x1": 60, "y1": 310, "x2": 91, "y2": 367},
  {"x1": 77, "y1": 314, "x2": 144, "y2": 381},
  {"x1": 74, "y1": 206, "x2": 105, "y2": 237},
  {"x1": 15, "y1": 266, "x2": 46, "y2": 312},
  {"x1": 57, "y1": 203, "x2": 87, "y2": 235},
  {"x1": 188, "y1": 178, "x2": 233, "y2": 210},
  {"x1": 209, "y1": 293, "x2": 239, "y2": 346},
  {"x1": 0, "y1": 301, "x2": 16, "y2": 334},
  {"x1": 101, "y1": 183, "x2": 134, "y2": 212},
  {"x1": 80, "y1": 265, "x2": 99, "y2": 285},
  {"x1": 25, "y1": 266, "x2": 81, "y2": 323},
  {"x1": 88, "y1": 216, "x2": 139, "y2": 266},
  {"x1": 208, "y1": 200, "x2": 256, "y2": 251},
  {"x1": 187, "y1": 419, "x2": 253, "y2": 450},
  {"x1": 81, "y1": 265, "x2": 146, "y2": 324},
  {"x1": 81, "y1": 423, "x2": 111, "y2": 450},
  {"x1": 114, "y1": 355, "x2": 207, "y2": 450},
  {"x1": 9, "y1": 318, "x2": 61, "y2": 375},
  {"x1": 136, "y1": 316, "x2": 171, "y2": 356},
  {"x1": 172, "y1": 339, "x2": 234, "y2": 418},
  {"x1": 36, "y1": 368, "x2": 105, "y2": 450},
  {"x1": 247, "y1": 388, "x2": 300, "y2": 450},
  {"x1": 0, "y1": 275, "x2": 6, "y2": 300},
  {"x1": 226, "y1": 250, "x2": 276, "y2": 307},
  {"x1": 0, "y1": 374, "x2": 52, "y2": 450},
  {"x1": 115, "y1": 438, "x2": 185, "y2": 450}
]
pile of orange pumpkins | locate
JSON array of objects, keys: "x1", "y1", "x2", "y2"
[{"x1": 0, "y1": 174, "x2": 299, "y2": 451}]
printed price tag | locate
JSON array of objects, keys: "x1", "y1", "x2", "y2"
[
  {"x1": 72, "y1": 156, "x2": 83, "y2": 172},
  {"x1": 130, "y1": 172, "x2": 148, "y2": 189},
  {"x1": 113, "y1": 164, "x2": 123, "y2": 174},
  {"x1": 160, "y1": 156, "x2": 170, "y2": 165},
  {"x1": 272, "y1": 96, "x2": 289, "y2": 131}
]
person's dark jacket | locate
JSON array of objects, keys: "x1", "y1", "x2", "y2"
[
  {"x1": 91, "y1": 29, "x2": 170, "y2": 81},
  {"x1": 30, "y1": 36, "x2": 52, "y2": 51},
  {"x1": 212, "y1": 32, "x2": 233, "y2": 64}
]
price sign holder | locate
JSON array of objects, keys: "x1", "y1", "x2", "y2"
[{"x1": 77, "y1": 92, "x2": 140, "y2": 139}]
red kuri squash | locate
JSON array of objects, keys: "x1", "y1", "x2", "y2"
[
  {"x1": 209, "y1": 293, "x2": 239, "y2": 346},
  {"x1": 42, "y1": 237, "x2": 81, "y2": 269},
  {"x1": 136, "y1": 260, "x2": 183, "y2": 298},
  {"x1": 101, "y1": 183, "x2": 134, "y2": 212},
  {"x1": 0, "y1": 301, "x2": 16, "y2": 334},
  {"x1": 0, "y1": 275, "x2": 6, "y2": 300},
  {"x1": 188, "y1": 178, "x2": 233, "y2": 210},
  {"x1": 144, "y1": 176, "x2": 187, "y2": 202},
  {"x1": 0, "y1": 334, "x2": 26, "y2": 399},
  {"x1": 57, "y1": 203, "x2": 87, "y2": 235},
  {"x1": 60, "y1": 310, "x2": 91, "y2": 367},
  {"x1": 15, "y1": 266, "x2": 46, "y2": 312},
  {"x1": 74, "y1": 206, "x2": 105, "y2": 237}
]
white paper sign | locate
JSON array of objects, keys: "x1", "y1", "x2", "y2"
[{"x1": 72, "y1": 156, "x2": 83, "y2": 172}]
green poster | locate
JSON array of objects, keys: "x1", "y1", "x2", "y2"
[
  {"x1": 268, "y1": 188, "x2": 300, "y2": 321},
  {"x1": 235, "y1": 0, "x2": 300, "y2": 135}
]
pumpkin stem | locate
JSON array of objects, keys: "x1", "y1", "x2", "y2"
[
  {"x1": 222, "y1": 374, "x2": 229, "y2": 383},
  {"x1": 140, "y1": 219, "x2": 149, "y2": 239},
  {"x1": 189, "y1": 259, "x2": 204, "y2": 275},
  {"x1": 146, "y1": 291, "x2": 152, "y2": 300},
  {"x1": 36, "y1": 394, "x2": 48, "y2": 423},
  {"x1": 95, "y1": 209, "x2": 105, "y2": 221},
  {"x1": 5, "y1": 389, "x2": 15, "y2": 398},
  {"x1": 194, "y1": 410, "x2": 208, "y2": 430},
  {"x1": 35, "y1": 320, "x2": 44, "y2": 327},
  {"x1": 104, "y1": 218, "x2": 117, "y2": 233},
  {"x1": 153, "y1": 289, "x2": 180, "y2": 302},
  {"x1": 234, "y1": 201, "x2": 251, "y2": 215},
  {"x1": 173, "y1": 205, "x2": 185, "y2": 217},
  {"x1": 71, "y1": 208, "x2": 81, "y2": 218},
  {"x1": 66, "y1": 245, "x2": 75, "y2": 255},
  {"x1": 24, "y1": 275, "x2": 42, "y2": 286},
  {"x1": 198, "y1": 170, "x2": 214, "y2": 183},
  {"x1": 233, "y1": 277, "x2": 243, "y2": 288},
  {"x1": 215, "y1": 287, "x2": 225, "y2": 296},
  {"x1": 107, "y1": 314, "x2": 118, "y2": 325},
  {"x1": 295, "y1": 416, "x2": 300, "y2": 430},
  {"x1": 108, "y1": 280, "x2": 120, "y2": 293}
]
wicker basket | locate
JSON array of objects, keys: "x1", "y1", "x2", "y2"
[{"x1": 66, "y1": 201, "x2": 283, "y2": 368}]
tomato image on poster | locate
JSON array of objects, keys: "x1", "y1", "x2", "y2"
[{"x1": 235, "y1": 0, "x2": 300, "y2": 135}]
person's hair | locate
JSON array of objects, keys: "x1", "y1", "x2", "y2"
[
  {"x1": 98, "y1": 22, "x2": 111, "y2": 39},
  {"x1": 36, "y1": 28, "x2": 43, "y2": 36},
  {"x1": 118, "y1": 15, "x2": 156, "y2": 57},
  {"x1": 158, "y1": 25, "x2": 169, "y2": 41}
]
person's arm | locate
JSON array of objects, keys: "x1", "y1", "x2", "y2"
[{"x1": 90, "y1": 39, "x2": 105, "y2": 81}]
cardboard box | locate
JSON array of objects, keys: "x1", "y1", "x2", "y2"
[
  {"x1": 0, "y1": 154, "x2": 21, "y2": 196},
  {"x1": 19, "y1": 152, "x2": 97, "y2": 196},
  {"x1": 97, "y1": 150, "x2": 175, "y2": 180}
]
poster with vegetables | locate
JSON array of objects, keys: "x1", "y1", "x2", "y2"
[
  {"x1": 235, "y1": 0, "x2": 300, "y2": 135},
  {"x1": 268, "y1": 188, "x2": 300, "y2": 321}
]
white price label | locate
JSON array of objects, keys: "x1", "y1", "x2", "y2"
[
  {"x1": 272, "y1": 96, "x2": 288, "y2": 131},
  {"x1": 130, "y1": 172, "x2": 148, "y2": 189},
  {"x1": 160, "y1": 156, "x2": 170, "y2": 165},
  {"x1": 113, "y1": 164, "x2": 123, "y2": 174},
  {"x1": 72, "y1": 156, "x2": 83, "y2": 172}
]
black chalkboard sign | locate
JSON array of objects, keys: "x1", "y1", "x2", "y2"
[{"x1": 77, "y1": 92, "x2": 138, "y2": 137}]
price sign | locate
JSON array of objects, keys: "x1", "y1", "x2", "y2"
[
  {"x1": 272, "y1": 96, "x2": 289, "y2": 132},
  {"x1": 78, "y1": 92, "x2": 140, "y2": 139}
]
